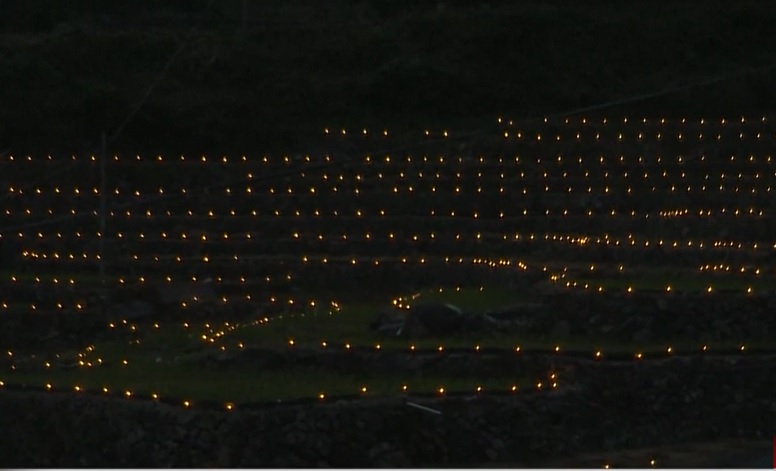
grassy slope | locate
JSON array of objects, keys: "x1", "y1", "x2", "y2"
[{"x1": 1, "y1": 0, "x2": 776, "y2": 154}]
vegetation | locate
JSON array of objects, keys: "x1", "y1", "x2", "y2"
[{"x1": 2, "y1": 0, "x2": 776, "y2": 153}]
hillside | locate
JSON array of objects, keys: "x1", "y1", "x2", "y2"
[{"x1": 1, "y1": 0, "x2": 776, "y2": 154}]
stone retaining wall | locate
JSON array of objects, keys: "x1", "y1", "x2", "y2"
[
  {"x1": 1, "y1": 356, "x2": 773, "y2": 467},
  {"x1": 496, "y1": 291, "x2": 776, "y2": 343}
]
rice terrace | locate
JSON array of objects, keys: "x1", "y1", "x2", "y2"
[{"x1": 1, "y1": 0, "x2": 776, "y2": 468}]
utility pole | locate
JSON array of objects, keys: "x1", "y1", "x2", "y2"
[{"x1": 100, "y1": 132, "x2": 107, "y2": 292}]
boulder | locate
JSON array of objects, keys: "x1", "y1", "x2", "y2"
[
  {"x1": 369, "y1": 307, "x2": 408, "y2": 335},
  {"x1": 404, "y1": 302, "x2": 465, "y2": 336}
]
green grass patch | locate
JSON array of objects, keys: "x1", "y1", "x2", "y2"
[
  {"x1": 204, "y1": 286, "x2": 535, "y2": 349},
  {"x1": 3, "y1": 360, "x2": 537, "y2": 403},
  {"x1": 569, "y1": 274, "x2": 771, "y2": 292}
]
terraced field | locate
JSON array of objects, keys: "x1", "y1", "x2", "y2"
[{"x1": 1, "y1": 115, "x2": 775, "y2": 465}]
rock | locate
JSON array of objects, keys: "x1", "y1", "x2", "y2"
[
  {"x1": 369, "y1": 307, "x2": 407, "y2": 335},
  {"x1": 410, "y1": 302, "x2": 465, "y2": 334}
]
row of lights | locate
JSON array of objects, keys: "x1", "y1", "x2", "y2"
[
  {"x1": 549, "y1": 272, "x2": 758, "y2": 295},
  {"x1": 4, "y1": 332, "x2": 759, "y2": 373},
  {"x1": 8, "y1": 230, "x2": 773, "y2": 250},
  {"x1": 498, "y1": 116, "x2": 768, "y2": 126},
  {"x1": 0, "y1": 297, "x2": 339, "y2": 313},
  {"x1": 2, "y1": 259, "x2": 768, "y2": 291},
  {"x1": 5, "y1": 152, "x2": 776, "y2": 166},
  {"x1": 8, "y1": 169, "x2": 776, "y2": 196},
  {"x1": 8, "y1": 267, "x2": 298, "y2": 284},
  {"x1": 0, "y1": 376, "x2": 557, "y2": 412},
  {"x1": 6, "y1": 207, "x2": 765, "y2": 224},
  {"x1": 4, "y1": 256, "x2": 768, "y2": 285},
  {"x1": 279, "y1": 340, "x2": 751, "y2": 358},
  {"x1": 582, "y1": 262, "x2": 768, "y2": 276},
  {"x1": 4, "y1": 256, "x2": 523, "y2": 283},
  {"x1": 16, "y1": 251, "x2": 534, "y2": 267},
  {"x1": 499, "y1": 130, "x2": 775, "y2": 142}
]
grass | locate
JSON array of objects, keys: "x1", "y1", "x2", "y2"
[
  {"x1": 4, "y1": 321, "x2": 545, "y2": 402},
  {"x1": 566, "y1": 273, "x2": 772, "y2": 292},
  {"x1": 2, "y1": 281, "x2": 772, "y2": 402},
  {"x1": 3, "y1": 314, "x2": 763, "y2": 404},
  {"x1": 2, "y1": 365, "x2": 540, "y2": 403}
]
